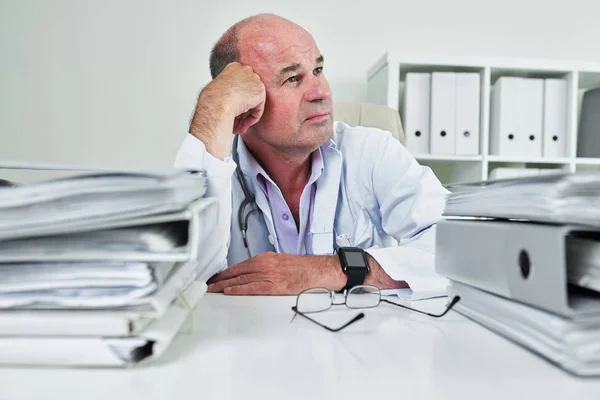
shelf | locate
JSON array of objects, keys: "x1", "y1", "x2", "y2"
[
  {"x1": 575, "y1": 158, "x2": 600, "y2": 165},
  {"x1": 578, "y1": 71, "x2": 600, "y2": 90},
  {"x1": 414, "y1": 154, "x2": 483, "y2": 162},
  {"x1": 367, "y1": 53, "x2": 600, "y2": 184},
  {"x1": 486, "y1": 156, "x2": 571, "y2": 164},
  {"x1": 490, "y1": 67, "x2": 570, "y2": 85},
  {"x1": 398, "y1": 64, "x2": 483, "y2": 81}
]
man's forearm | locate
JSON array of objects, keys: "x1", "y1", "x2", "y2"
[
  {"x1": 206, "y1": 251, "x2": 408, "y2": 295},
  {"x1": 189, "y1": 94, "x2": 235, "y2": 160}
]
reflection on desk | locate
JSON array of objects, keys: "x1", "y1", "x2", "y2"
[{"x1": 1, "y1": 294, "x2": 600, "y2": 400}]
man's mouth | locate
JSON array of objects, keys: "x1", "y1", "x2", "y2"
[{"x1": 305, "y1": 112, "x2": 330, "y2": 123}]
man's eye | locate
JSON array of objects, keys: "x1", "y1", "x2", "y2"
[
  {"x1": 286, "y1": 76, "x2": 298, "y2": 83},
  {"x1": 314, "y1": 67, "x2": 323, "y2": 75}
]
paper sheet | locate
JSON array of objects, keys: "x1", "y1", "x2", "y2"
[{"x1": 380, "y1": 287, "x2": 448, "y2": 301}]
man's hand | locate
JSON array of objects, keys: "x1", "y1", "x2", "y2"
[
  {"x1": 189, "y1": 62, "x2": 266, "y2": 159},
  {"x1": 207, "y1": 252, "x2": 346, "y2": 295},
  {"x1": 364, "y1": 254, "x2": 409, "y2": 289}
]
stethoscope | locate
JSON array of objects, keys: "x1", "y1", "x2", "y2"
[{"x1": 232, "y1": 135, "x2": 259, "y2": 258}]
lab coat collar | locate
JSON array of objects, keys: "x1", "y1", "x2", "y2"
[
  {"x1": 236, "y1": 135, "x2": 326, "y2": 195},
  {"x1": 310, "y1": 134, "x2": 342, "y2": 255}
]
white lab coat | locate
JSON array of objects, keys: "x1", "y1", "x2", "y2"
[{"x1": 174, "y1": 121, "x2": 449, "y2": 293}]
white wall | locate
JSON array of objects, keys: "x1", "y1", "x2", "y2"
[{"x1": 1, "y1": 0, "x2": 600, "y2": 174}]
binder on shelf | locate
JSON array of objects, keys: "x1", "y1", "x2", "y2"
[
  {"x1": 521, "y1": 78, "x2": 544, "y2": 158},
  {"x1": 403, "y1": 73, "x2": 431, "y2": 155},
  {"x1": 577, "y1": 87, "x2": 600, "y2": 158},
  {"x1": 538, "y1": 168, "x2": 565, "y2": 175},
  {"x1": 455, "y1": 73, "x2": 480, "y2": 155},
  {"x1": 543, "y1": 79, "x2": 568, "y2": 157},
  {"x1": 488, "y1": 167, "x2": 540, "y2": 180},
  {"x1": 430, "y1": 72, "x2": 456, "y2": 155},
  {"x1": 435, "y1": 218, "x2": 600, "y2": 319},
  {"x1": 490, "y1": 77, "x2": 522, "y2": 156}
]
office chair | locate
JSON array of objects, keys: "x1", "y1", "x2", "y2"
[{"x1": 332, "y1": 102, "x2": 405, "y2": 145}]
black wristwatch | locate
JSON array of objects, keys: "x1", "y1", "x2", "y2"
[{"x1": 337, "y1": 247, "x2": 370, "y2": 292}]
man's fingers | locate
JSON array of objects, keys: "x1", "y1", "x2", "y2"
[
  {"x1": 234, "y1": 105, "x2": 264, "y2": 134},
  {"x1": 207, "y1": 273, "x2": 263, "y2": 293},
  {"x1": 223, "y1": 282, "x2": 273, "y2": 296},
  {"x1": 234, "y1": 114, "x2": 256, "y2": 135},
  {"x1": 207, "y1": 261, "x2": 260, "y2": 283}
]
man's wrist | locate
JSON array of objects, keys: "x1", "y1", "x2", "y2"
[
  {"x1": 189, "y1": 97, "x2": 235, "y2": 160},
  {"x1": 321, "y1": 255, "x2": 347, "y2": 292}
]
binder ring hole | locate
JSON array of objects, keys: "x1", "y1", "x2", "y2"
[
  {"x1": 440, "y1": 131, "x2": 446, "y2": 137},
  {"x1": 552, "y1": 135, "x2": 558, "y2": 141},
  {"x1": 463, "y1": 131, "x2": 470, "y2": 138},
  {"x1": 415, "y1": 131, "x2": 421, "y2": 137},
  {"x1": 519, "y1": 250, "x2": 531, "y2": 280},
  {"x1": 529, "y1": 135, "x2": 535, "y2": 141},
  {"x1": 508, "y1": 134, "x2": 514, "y2": 140}
]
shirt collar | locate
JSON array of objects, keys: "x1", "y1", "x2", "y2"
[{"x1": 236, "y1": 137, "x2": 325, "y2": 191}]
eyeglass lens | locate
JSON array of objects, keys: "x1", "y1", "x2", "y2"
[
  {"x1": 346, "y1": 285, "x2": 380, "y2": 309},
  {"x1": 296, "y1": 288, "x2": 333, "y2": 313}
]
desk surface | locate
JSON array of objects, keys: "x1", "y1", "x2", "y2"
[{"x1": 1, "y1": 294, "x2": 600, "y2": 400}]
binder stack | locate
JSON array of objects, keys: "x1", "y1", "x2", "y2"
[
  {"x1": 0, "y1": 165, "x2": 223, "y2": 367},
  {"x1": 490, "y1": 77, "x2": 568, "y2": 158},
  {"x1": 403, "y1": 72, "x2": 480, "y2": 156},
  {"x1": 436, "y1": 173, "x2": 600, "y2": 376}
]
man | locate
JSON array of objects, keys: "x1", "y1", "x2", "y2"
[{"x1": 174, "y1": 14, "x2": 448, "y2": 295}]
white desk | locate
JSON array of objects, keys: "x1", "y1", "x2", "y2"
[{"x1": 1, "y1": 294, "x2": 600, "y2": 400}]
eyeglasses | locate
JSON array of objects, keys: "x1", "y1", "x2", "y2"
[{"x1": 291, "y1": 285, "x2": 460, "y2": 332}]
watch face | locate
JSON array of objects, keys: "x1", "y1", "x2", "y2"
[{"x1": 343, "y1": 251, "x2": 367, "y2": 268}]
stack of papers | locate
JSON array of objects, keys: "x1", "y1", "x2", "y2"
[
  {"x1": 0, "y1": 166, "x2": 223, "y2": 367},
  {"x1": 444, "y1": 172, "x2": 600, "y2": 227},
  {"x1": 0, "y1": 168, "x2": 207, "y2": 240},
  {"x1": 437, "y1": 172, "x2": 600, "y2": 376},
  {"x1": 448, "y1": 281, "x2": 600, "y2": 376}
]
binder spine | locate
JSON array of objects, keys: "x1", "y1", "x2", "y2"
[{"x1": 435, "y1": 219, "x2": 583, "y2": 317}]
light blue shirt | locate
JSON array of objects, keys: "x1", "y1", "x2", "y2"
[{"x1": 243, "y1": 145, "x2": 323, "y2": 255}]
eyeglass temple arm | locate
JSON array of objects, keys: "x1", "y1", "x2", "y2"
[
  {"x1": 380, "y1": 296, "x2": 461, "y2": 318},
  {"x1": 291, "y1": 307, "x2": 365, "y2": 332}
]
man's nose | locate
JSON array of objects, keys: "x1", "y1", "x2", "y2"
[{"x1": 305, "y1": 76, "x2": 330, "y2": 103}]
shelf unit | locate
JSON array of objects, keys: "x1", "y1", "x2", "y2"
[{"x1": 366, "y1": 53, "x2": 600, "y2": 184}]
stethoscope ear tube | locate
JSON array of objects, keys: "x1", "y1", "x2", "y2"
[{"x1": 232, "y1": 135, "x2": 257, "y2": 256}]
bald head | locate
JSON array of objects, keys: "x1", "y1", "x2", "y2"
[{"x1": 209, "y1": 14, "x2": 308, "y2": 79}]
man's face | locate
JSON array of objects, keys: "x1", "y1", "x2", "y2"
[{"x1": 239, "y1": 27, "x2": 333, "y2": 155}]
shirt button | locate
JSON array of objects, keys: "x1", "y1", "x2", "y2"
[
  {"x1": 282, "y1": 213, "x2": 289, "y2": 221},
  {"x1": 268, "y1": 235, "x2": 275, "y2": 245}
]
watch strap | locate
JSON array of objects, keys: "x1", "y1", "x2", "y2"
[
  {"x1": 337, "y1": 247, "x2": 369, "y2": 291},
  {"x1": 344, "y1": 266, "x2": 367, "y2": 291}
]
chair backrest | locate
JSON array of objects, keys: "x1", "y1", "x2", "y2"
[{"x1": 332, "y1": 102, "x2": 405, "y2": 145}]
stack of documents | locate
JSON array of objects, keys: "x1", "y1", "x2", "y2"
[
  {"x1": 444, "y1": 172, "x2": 600, "y2": 227},
  {"x1": 436, "y1": 172, "x2": 600, "y2": 376},
  {"x1": 488, "y1": 167, "x2": 563, "y2": 180},
  {"x1": 0, "y1": 166, "x2": 222, "y2": 367},
  {"x1": 448, "y1": 281, "x2": 600, "y2": 376}
]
